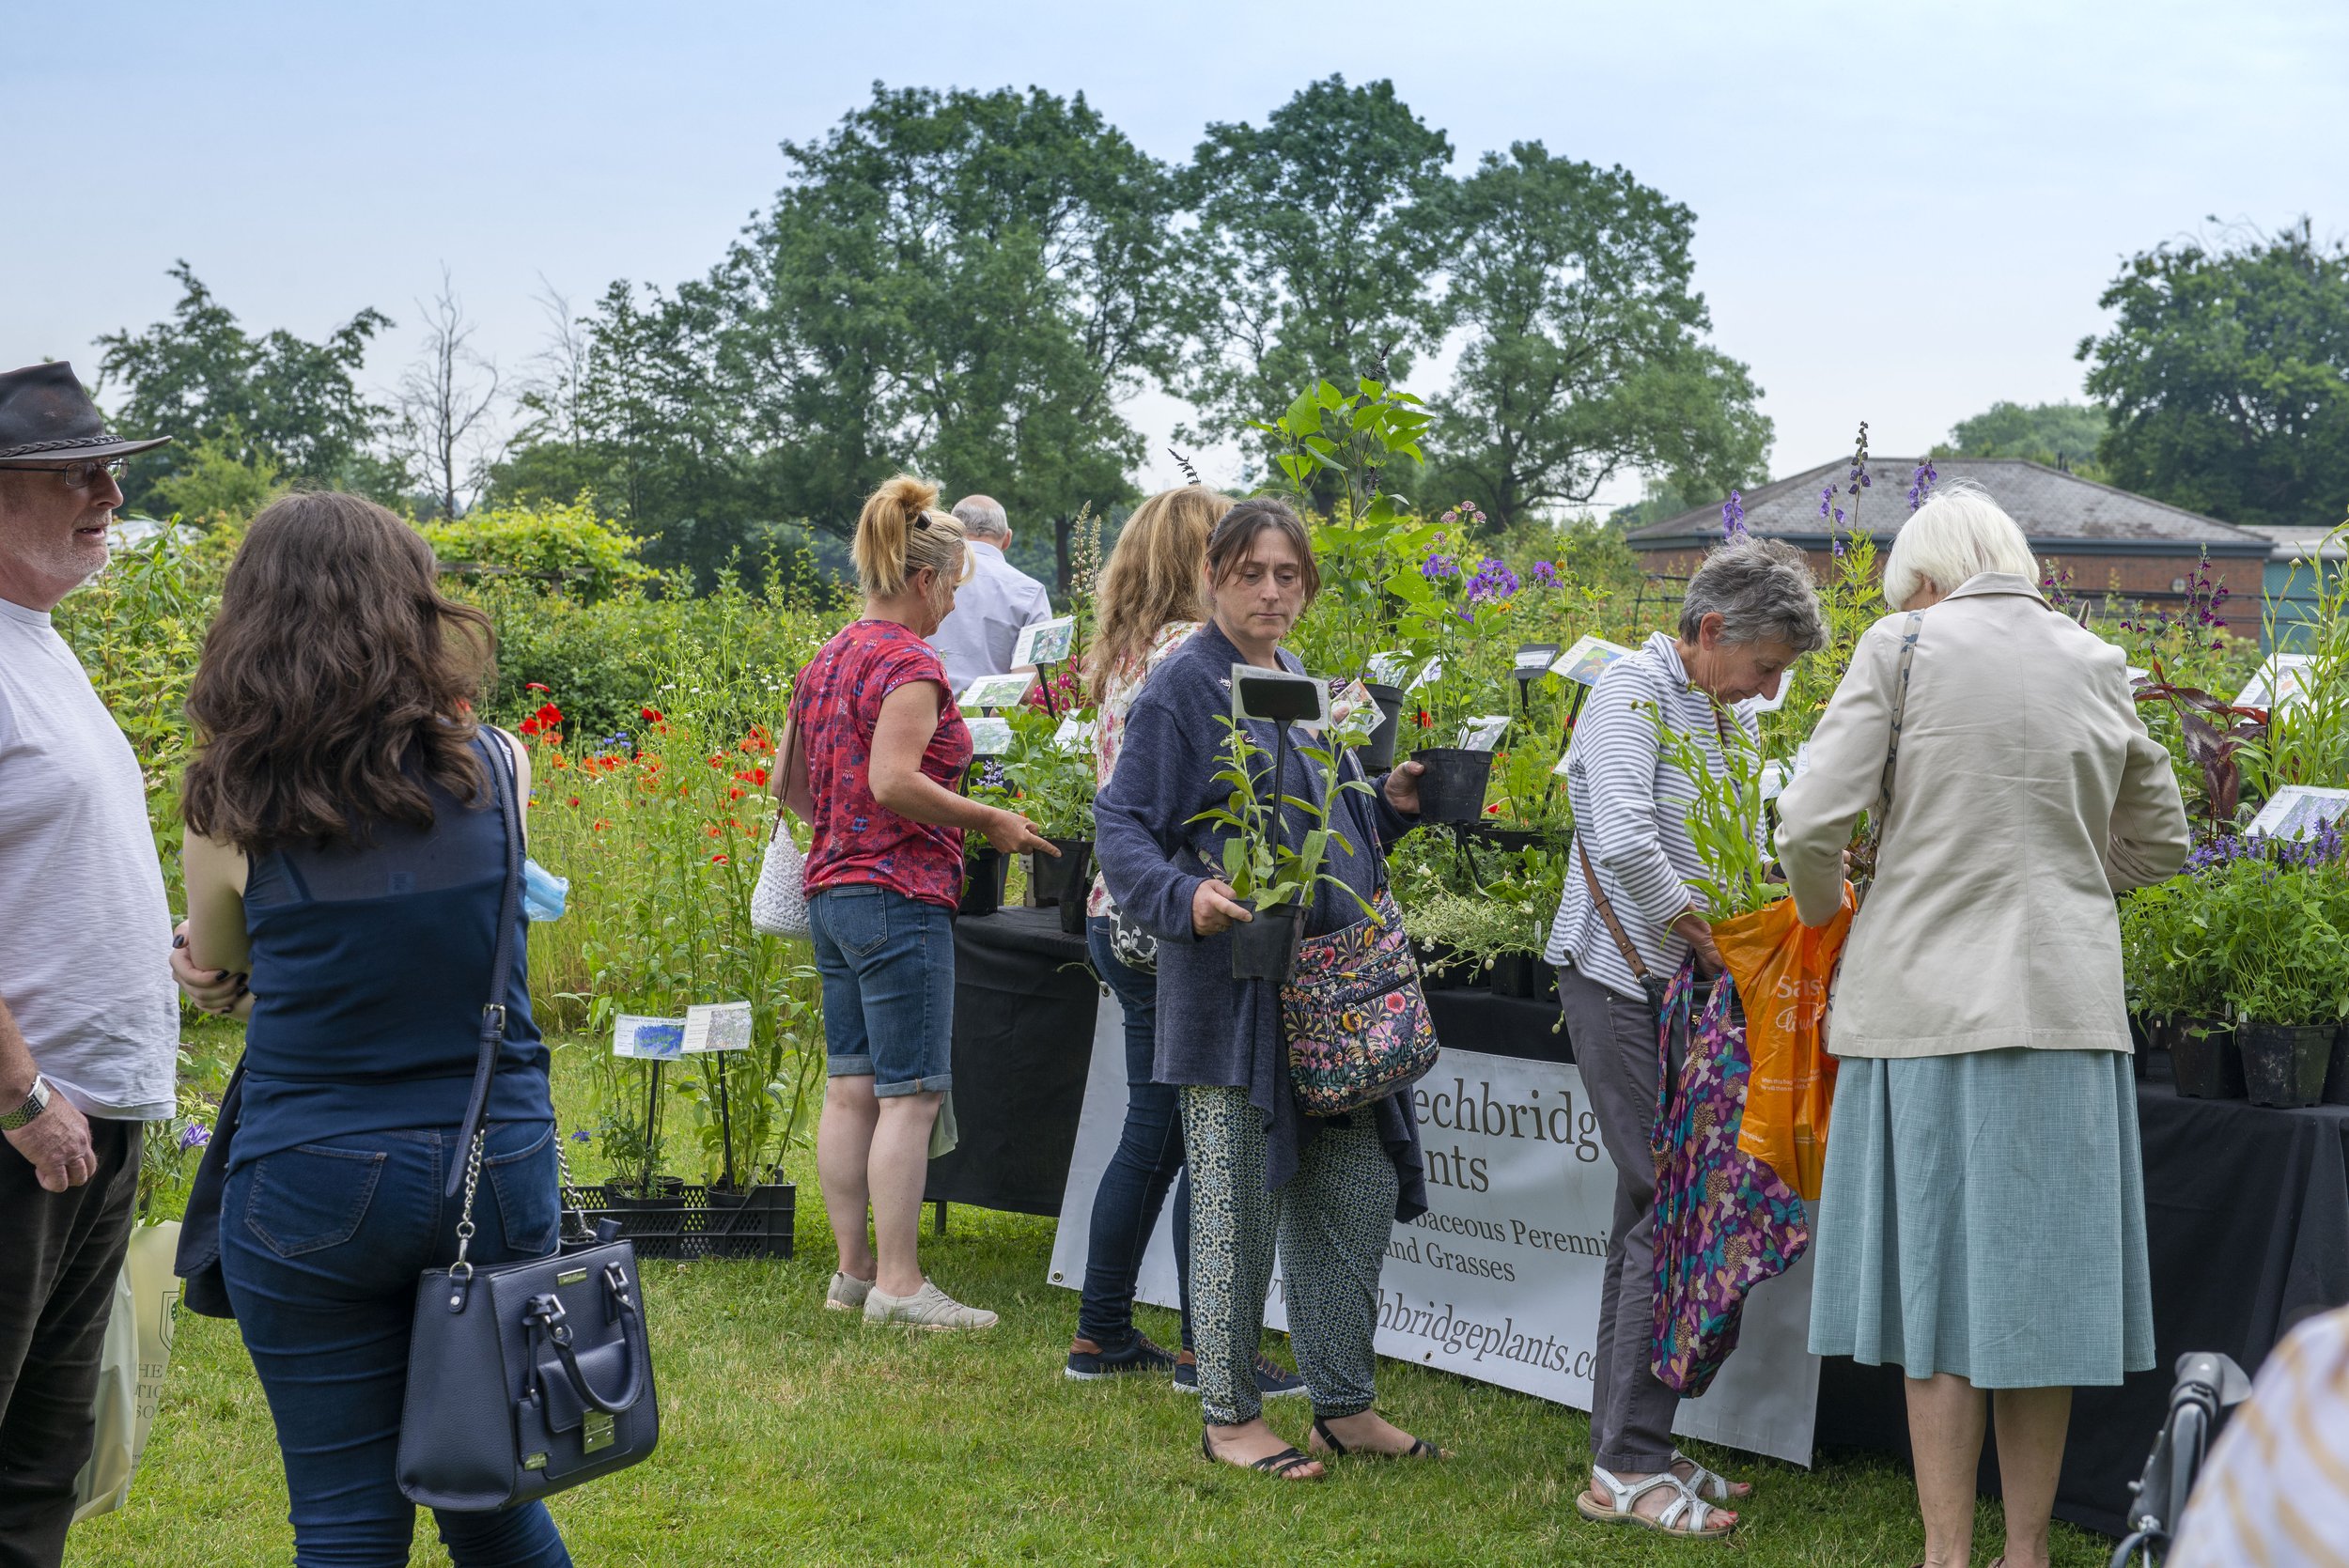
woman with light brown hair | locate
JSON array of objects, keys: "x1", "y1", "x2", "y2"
[
  {"x1": 777, "y1": 474, "x2": 1055, "y2": 1329},
  {"x1": 1064, "y1": 485, "x2": 1313, "y2": 1395}
]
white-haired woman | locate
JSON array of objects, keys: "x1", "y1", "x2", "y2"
[
  {"x1": 1549, "y1": 535, "x2": 1828, "y2": 1539},
  {"x1": 1775, "y1": 483, "x2": 2189, "y2": 1568}
]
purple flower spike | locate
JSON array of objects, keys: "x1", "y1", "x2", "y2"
[
  {"x1": 178, "y1": 1122, "x2": 210, "y2": 1151},
  {"x1": 1721, "y1": 489, "x2": 1748, "y2": 540},
  {"x1": 1819, "y1": 486, "x2": 1836, "y2": 520},
  {"x1": 1907, "y1": 458, "x2": 1938, "y2": 511}
]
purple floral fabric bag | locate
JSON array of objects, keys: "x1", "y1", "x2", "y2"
[
  {"x1": 1649, "y1": 959, "x2": 1812, "y2": 1396},
  {"x1": 1283, "y1": 889, "x2": 1439, "y2": 1117}
]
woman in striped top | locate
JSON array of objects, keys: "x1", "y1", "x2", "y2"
[{"x1": 1549, "y1": 536, "x2": 1826, "y2": 1540}]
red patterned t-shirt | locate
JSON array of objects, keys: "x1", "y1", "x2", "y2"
[{"x1": 792, "y1": 619, "x2": 973, "y2": 910}]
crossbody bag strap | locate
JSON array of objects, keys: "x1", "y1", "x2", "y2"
[
  {"x1": 444, "y1": 728, "x2": 527, "y2": 1200},
  {"x1": 771, "y1": 686, "x2": 807, "y2": 842},
  {"x1": 1864, "y1": 611, "x2": 1926, "y2": 859},
  {"x1": 1576, "y1": 836, "x2": 1653, "y2": 986}
]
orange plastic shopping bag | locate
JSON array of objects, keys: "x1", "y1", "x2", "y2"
[{"x1": 1711, "y1": 884, "x2": 1857, "y2": 1203}]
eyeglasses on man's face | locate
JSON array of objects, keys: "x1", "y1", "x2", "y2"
[{"x1": 0, "y1": 458, "x2": 129, "y2": 491}]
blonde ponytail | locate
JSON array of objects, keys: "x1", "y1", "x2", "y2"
[{"x1": 851, "y1": 474, "x2": 968, "y2": 598}]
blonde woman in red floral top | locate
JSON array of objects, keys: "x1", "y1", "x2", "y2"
[{"x1": 777, "y1": 475, "x2": 1055, "y2": 1330}]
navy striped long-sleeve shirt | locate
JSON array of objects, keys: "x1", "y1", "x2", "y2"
[{"x1": 1544, "y1": 631, "x2": 1760, "y2": 1001}]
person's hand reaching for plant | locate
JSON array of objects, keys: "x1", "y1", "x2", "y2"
[
  {"x1": 984, "y1": 808, "x2": 1059, "y2": 858},
  {"x1": 1672, "y1": 908, "x2": 1726, "y2": 978},
  {"x1": 1191, "y1": 878, "x2": 1252, "y2": 937},
  {"x1": 1381, "y1": 759, "x2": 1427, "y2": 816}
]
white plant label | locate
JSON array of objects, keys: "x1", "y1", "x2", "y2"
[
  {"x1": 965, "y1": 716, "x2": 1014, "y2": 755},
  {"x1": 614, "y1": 1015, "x2": 686, "y2": 1060},
  {"x1": 683, "y1": 1001, "x2": 754, "y2": 1053},
  {"x1": 1051, "y1": 715, "x2": 1095, "y2": 753},
  {"x1": 1010, "y1": 615, "x2": 1076, "y2": 669},
  {"x1": 959, "y1": 672, "x2": 1035, "y2": 712},
  {"x1": 1551, "y1": 635, "x2": 1632, "y2": 689},
  {"x1": 1455, "y1": 716, "x2": 1511, "y2": 753}
]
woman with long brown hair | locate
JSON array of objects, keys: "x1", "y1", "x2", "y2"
[
  {"x1": 1064, "y1": 485, "x2": 1299, "y2": 1397},
  {"x1": 177, "y1": 492, "x2": 572, "y2": 1566}
]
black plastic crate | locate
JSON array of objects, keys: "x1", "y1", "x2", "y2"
[{"x1": 565, "y1": 1181, "x2": 795, "y2": 1261}]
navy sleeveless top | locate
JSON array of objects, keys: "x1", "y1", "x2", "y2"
[{"x1": 230, "y1": 735, "x2": 553, "y2": 1170}]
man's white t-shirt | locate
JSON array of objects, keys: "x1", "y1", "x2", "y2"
[
  {"x1": 927, "y1": 540, "x2": 1054, "y2": 691},
  {"x1": 0, "y1": 597, "x2": 178, "y2": 1120}
]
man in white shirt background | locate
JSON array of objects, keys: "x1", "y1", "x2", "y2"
[
  {"x1": 927, "y1": 494, "x2": 1053, "y2": 690},
  {"x1": 0, "y1": 363, "x2": 182, "y2": 1567}
]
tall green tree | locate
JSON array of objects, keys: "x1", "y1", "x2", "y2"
[
  {"x1": 1179, "y1": 75, "x2": 1454, "y2": 500},
  {"x1": 2078, "y1": 219, "x2": 2349, "y2": 527},
  {"x1": 94, "y1": 261, "x2": 398, "y2": 511},
  {"x1": 1422, "y1": 143, "x2": 1769, "y2": 534},
  {"x1": 496, "y1": 84, "x2": 1187, "y2": 587},
  {"x1": 1937, "y1": 399, "x2": 2108, "y2": 473}
]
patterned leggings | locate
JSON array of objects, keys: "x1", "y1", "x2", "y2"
[{"x1": 1178, "y1": 1085, "x2": 1398, "y2": 1427}]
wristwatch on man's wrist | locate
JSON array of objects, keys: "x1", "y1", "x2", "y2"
[{"x1": 0, "y1": 1075, "x2": 52, "y2": 1132}]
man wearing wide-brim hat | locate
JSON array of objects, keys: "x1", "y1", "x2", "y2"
[{"x1": 0, "y1": 362, "x2": 183, "y2": 1563}]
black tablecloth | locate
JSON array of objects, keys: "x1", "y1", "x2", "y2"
[
  {"x1": 936, "y1": 925, "x2": 2349, "y2": 1535},
  {"x1": 924, "y1": 908, "x2": 1099, "y2": 1216}
]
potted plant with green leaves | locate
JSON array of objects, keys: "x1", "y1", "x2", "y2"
[
  {"x1": 1192, "y1": 716, "x2": 1378, "y2": 981},
  {"x1": 2201, "y1": 835, "x2": 2349, "y2": 1107},
  {"x1": 2119, "y1": 871, "x2": 2239, "y2": 1097},
  {"x1": 999, "y1": 703, "x2": 1098, "y2": 928}
]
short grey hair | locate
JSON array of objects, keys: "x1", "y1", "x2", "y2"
[
  {"x1": 1882, "y1": 481, "x2": 2038, "y2": 610},
  {"x1": 1678, "y1": 535, "x2": 1828, "y2": 653},
  {"x1": 951, "y1": 494, "x2": 1009, "y2": 541}
]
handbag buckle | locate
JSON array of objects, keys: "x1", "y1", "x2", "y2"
[{"x1": 481, "y1": 1002, "x2": 506, "y2": 1035}]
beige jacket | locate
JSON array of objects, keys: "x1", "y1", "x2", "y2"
[{"x1": 1775, "y1": 573, "x2": 2190, "y2": 1059}]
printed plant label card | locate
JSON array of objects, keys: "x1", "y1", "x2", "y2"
[
  {"x1": 1551, "y1": 635, "x2": 1632, "y2": 688},
  {"x1": 1051, "y1": 715, "x2": 1095, "y2": 753},
  {"x1": 2247, "y1": 784, "x2": 2349, "y2": 841},
  {"x1": 965, "y1": 716, "x2": 1014, "y2": 755},
  {"x1": 959, "y1": 672, "x2": 1035, "y2": 712},
  {"x1": 1010, "y1": 615, "x2": 1076, "y2": 669},
  {"x1": 1455, "y1": 716, "x2": 1511, "y2": 752},
  {"x1": 614, "y1": 1015, "x2": 686, "y2": 1060},
  {"x1": 683, "y1": 1001, "x2": 754, "y2": 1053}
]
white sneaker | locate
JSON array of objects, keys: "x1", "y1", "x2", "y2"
[
  {"x1": 826, "y1": 1271, "x2": 874, "y2": 1312},
  {"x1": 863, "y1": 1279, "x2": 998, "y2": 1330}
]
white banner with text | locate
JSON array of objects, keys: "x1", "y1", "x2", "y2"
[{"x1": 1047, "y1": 1007, "x2": 1820, "y2": 1465}]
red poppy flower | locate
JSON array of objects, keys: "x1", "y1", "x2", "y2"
[
  {"x1": 708, "y1": 754, "x2": 726, "y2": 768},
  {"x1": 592, "y1": 818, "x2": 612, "y2": 831},
  {"x1": 727, "y1": 787, "x2": 744, "y2": 800},
  {"x1": 568, "y1": 795, "x2": 580, "y2": 807},
  {"x1": 710, "y1": 854, "x2": 728, "y2": 864},
  {"x1": 519, "y1": 717, "x2": 541, "y2": 737},
  {"x1": 534, "y1": 702, "x2": 564, "y2": 728},
  {"x1": 1485, "y1": 803, "x2": 1502, "y2": 815},
  {"x1": 734, "y1": 768, "x2": 769, "y2": 786},
  {"x1": 525, "y1": 682, "x2": 551, "y2": 693},
  {"x1": 707, "y1": 825, "x2": 722, "y2": 837},
  {"x1": 1415, "y1": 711, "x2": 1432, "y2": 728},
  {"x1": 640, "y1": 706, "x2": 664, "y2": 724}
]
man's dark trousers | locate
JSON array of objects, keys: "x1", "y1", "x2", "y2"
[{"x1": 0, "y1": 1118, "x2": 141, "y2": 1568}]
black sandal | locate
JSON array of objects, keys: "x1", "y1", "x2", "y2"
[
  {"x1": 1312, "y1": 1415, "x2": 1444, "y2": 1459},
  {"x1": 1202, "y1": 1425, "x2": 1322, "y2": 1480}
]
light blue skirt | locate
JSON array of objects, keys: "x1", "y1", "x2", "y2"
[{"x1": 1807, "y1": 1048, "x2": 2155, "y2": 1388}]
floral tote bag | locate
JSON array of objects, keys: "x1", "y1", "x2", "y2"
[
  {"x1": 1648, "y1": 959, "x2": 1812, "y2": 1396},
  {"x1": 1283, "y1": 887, "x2": 1440, "y2": 1117}
]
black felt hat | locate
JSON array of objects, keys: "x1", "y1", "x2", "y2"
[{"x1": 0, "y1": 362, "x2": 170, "y2": 464}]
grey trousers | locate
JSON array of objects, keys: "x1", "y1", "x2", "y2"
[
  {"x1": 1178, "y1": 1085, "x2": 1397, "y2": 1427},
  {"x1": 1557, "y1": 960, "x2": 1685, "y2": 1473}
]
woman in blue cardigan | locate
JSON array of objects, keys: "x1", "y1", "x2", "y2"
[{"x1": 1094, "y1": 497, "x2": 1435, "y2": 1483}]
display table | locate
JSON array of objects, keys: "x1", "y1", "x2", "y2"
[
  {"x1": 943, "y1": 912, "x2": 2349, "y2": 1532},
  {"x1": 924, "y1": 908, "x2": 1097, "y2": 1216}
]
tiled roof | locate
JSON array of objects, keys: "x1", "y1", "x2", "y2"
[{"x1": 1629, "y1": 457, "x2": 2268, "y2": 555}]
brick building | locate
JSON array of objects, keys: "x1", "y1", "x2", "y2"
[{"x1": 1626, "y1": 456, "x2": 2269, "y2": 612}]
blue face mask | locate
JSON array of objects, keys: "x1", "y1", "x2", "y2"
[{"x1": 522, "y1": 858, "x2": 568, "y2": 923}]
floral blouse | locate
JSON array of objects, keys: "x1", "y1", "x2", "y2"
[{"x1": 1086, "y1": 620, "x2": 1199, "y2": 917}]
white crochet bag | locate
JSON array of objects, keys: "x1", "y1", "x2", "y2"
[{"x1": 750, "y1": 718, "x2": 810, "y2": 938}]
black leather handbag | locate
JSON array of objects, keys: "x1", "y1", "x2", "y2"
[{"x1": 395, "y1": 733, "x2": 660, "y2": 1510}]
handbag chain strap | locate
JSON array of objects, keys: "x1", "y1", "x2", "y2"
[{"x1": 442, "y1": 729, "x2": 529, "y2": 1206}]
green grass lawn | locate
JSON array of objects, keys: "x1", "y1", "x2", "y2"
[{"x1": 69, "y1": 1041, "x2": 2123, "y2": 1567}]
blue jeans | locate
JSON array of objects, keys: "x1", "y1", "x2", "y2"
[
  {"x1": 1079, "y1": 916, "x2": 1192, "y2": 1349},
  {"x1": 221, "y1": 1120, "x2": 571, "y2": 1568},
  {"x1": 809, "y1": 884, "x2": 956, "y2": 1095}
]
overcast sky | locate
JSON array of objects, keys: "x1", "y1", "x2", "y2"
[{"x1": 8, "y1": 0, "x2": 2343, "y2": 509}]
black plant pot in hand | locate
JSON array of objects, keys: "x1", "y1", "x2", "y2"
[
  {"x1": 1412, "y1": 747, "x2": 1498, "y2": 825},
  {"x1": 1230, "y1": 903, "x2": 1299, "y2": 982}
]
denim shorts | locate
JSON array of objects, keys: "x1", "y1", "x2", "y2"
[{"x1": 807, "y1": 883, "x2": 956, "y2": 1096}]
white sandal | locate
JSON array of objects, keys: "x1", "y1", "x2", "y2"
[
  {"x1": 1672, "y1": 1449, "x2": 1750, "y2": 1502},
  {"x1": 1576, "y1": 1466, "x2": 1735, "y2": 1539}
]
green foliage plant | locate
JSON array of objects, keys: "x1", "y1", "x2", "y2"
[
  {"x1": 421, "y1": 493, "x2": 654, "y2": 602},
  {"x1": 2118, "y1": 876, "x2": 2226, "y2": 1022},
  {"x1": 1191, "y1": 717, "x2": 1376, "y2": 924},
  {"x1": 996, "y1": 704, "x2": 1097, "y2": 840},
  {"x1": 2201, "y1": 854, "x2": 2349, "y2": 1025},
  {"x1": 1645, "y1": 699, "x2": 1782, "y2": 921},
  {"x1": 2243, "y1": 518, "x2": 2349, "y2": 798}
]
